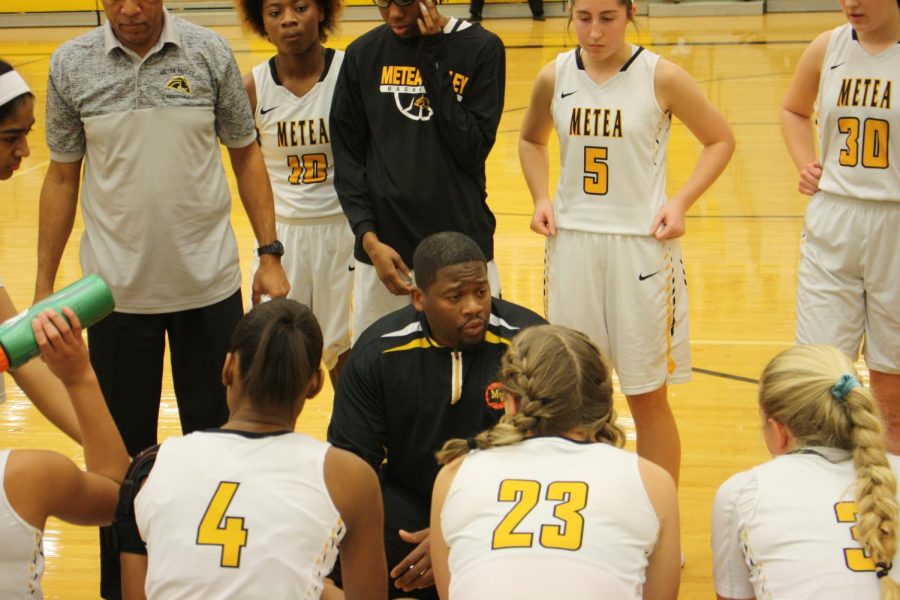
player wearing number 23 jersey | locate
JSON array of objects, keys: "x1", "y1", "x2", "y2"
[
  {"x1": 439, "y1": 437, "x2": 660, "y2": 599},
  {"x1": 430, "y1": 325, "x2": 680, "y2": 600}
]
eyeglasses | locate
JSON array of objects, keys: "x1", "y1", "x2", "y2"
[{"x1": 372, "y1": 0, "x2": 416, "y2": 8}]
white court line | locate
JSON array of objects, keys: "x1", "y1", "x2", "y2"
[
  {"x1": 691, "y1": 339, "x2": 792, "y2": 346},
  {"x1": 11, "y1": 159, "x2": 49, "y2": 178}
]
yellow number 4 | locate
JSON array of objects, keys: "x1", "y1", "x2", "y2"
[
  {"x1": 197, "y1": 481, "x2": 248, "y2": 568},
  {"x1": 834, "y1": 501, "x2": 876, "y2": 572}
]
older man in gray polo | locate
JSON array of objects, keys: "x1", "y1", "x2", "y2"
[{"x1": 36, "y1": 1, "x2": 289, "y2": 597}]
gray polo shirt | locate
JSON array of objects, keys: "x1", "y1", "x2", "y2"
[{"x1": 46, "y1": 10, "x2": 256, "y2": 313}]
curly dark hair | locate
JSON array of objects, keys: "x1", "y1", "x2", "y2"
[{"x1": 236, "y1": 0, "x2": 341, "y2": 43}]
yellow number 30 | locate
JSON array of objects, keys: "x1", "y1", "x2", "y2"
[
  {"x1": 197, "y1": 481, "x2": 248, "y2": 568},
  {"x1": 834, "y1": 501, "x2": 876, "y2": 572}
]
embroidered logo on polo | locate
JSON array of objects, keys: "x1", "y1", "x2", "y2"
[
  {"x1": 484, "y1": 381, "x2": 504, "y2": 411},
  {"x1": 164, "y1": 76, "x2": 192, "y2": 94},
  {"x1": 379, "y1": 65, "x2": 470, "y2": 122}
]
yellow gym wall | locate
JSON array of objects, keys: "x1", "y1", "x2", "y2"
[
  {"x1": 0, "y1": 0, "x2": 481, "y2": 14},
  {"x1": 0, "y1": 0, "x2": 99, "y2": 12}
]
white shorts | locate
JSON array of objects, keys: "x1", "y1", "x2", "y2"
[
  {"x1": 796, "y1": 192, "x2": 900, "y2": 374},
  {"x1": 351, "y1": 260, "x2": 501, "y2": 345},
  {"x1": 251, "y1": 215, "x2": 354, "y2": 370},
  {"x1": 545, "y1": 229, "x2": 691, "y2": 395}
]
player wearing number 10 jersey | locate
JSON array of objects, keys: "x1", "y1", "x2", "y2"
[
  {"x1": 430, "y1": 325, "x2": 680, "y2": 600},
  {"x1": 240, "y1": 0, "x2": 355, "y2": 387},
  {"x1": 519, "y1": 0, "x2": 733, "y2": 489}
]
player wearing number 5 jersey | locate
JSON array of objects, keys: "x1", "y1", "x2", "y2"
[
  {"x1": 239, "y1": 0, "x2": 355, "y2": 387},
  {"x1": 518, "y1": 0, "x2": 733, "y2": 488},
  {"x1": 780, "y1": 0, "x2": 900, "y2": 452},
  {"x1": 712, "y1": 345, "x2": 900, "y2": 600},
  {"x1": 116, "y1": 301, "x2": 386, "y2": 600},
  {"x1": 430, "y1": 325, "x2": 680, "y2": 600}
]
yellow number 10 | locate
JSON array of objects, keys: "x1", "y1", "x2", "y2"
[
  {"x1": 197, "y1": 481, "x2": 248, "y2": 568},
  {"x1": 287, "y1": 153, "x2": 328, "y2": 184}
]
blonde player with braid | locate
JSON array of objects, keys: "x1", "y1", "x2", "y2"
[
  {"x1": 712, "y1": 344, "x2": 900, "y2": 600},
  {"x1": 430, "y1": 325, "x2": 680, "y2": 600}
]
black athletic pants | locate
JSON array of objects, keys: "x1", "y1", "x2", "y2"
[
  {"x1": 331, "y1": 478, "x2": 440, "y2": 600},
  {"x1": 91, "y1": 290, "x2": 243, "y2": 599}
]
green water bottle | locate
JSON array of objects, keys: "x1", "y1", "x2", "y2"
[{"x1": 0, "y1": 274, "x2": 115, "y2": 372}]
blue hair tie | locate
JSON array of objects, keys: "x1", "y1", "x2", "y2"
[{"x1": 831, "y1": 373, "x2": 860, "y2": 402}]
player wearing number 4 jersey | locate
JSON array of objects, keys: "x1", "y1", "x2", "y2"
[
  {"x1": 518, "y1": 0, "x2": 733, "y2": 487},
  {"x1": 431, "y1": 325, "x2": 680, "y2": 600},
  {"x1": 116, "y1": 301, "x2": 386, "y2": 600},
  {"x1": 780, "y1": 0, "x2": 900, "y2": 452},
  {"x1": 239, "y1": 0, "x2": 354, "y2": 386},
  {"x1": 712, "y1": 345, "x2": 900, "y2": 600}
]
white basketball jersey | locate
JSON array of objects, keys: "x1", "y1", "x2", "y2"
[
  {"x1": 0, "y1": 450, "x2": 44, "y2": 600},
  {"x1": 712, "y1": 449, "x2": 900, "y2": 600},
  {"x1": 136, "y1": 431, "x2": 345, "y2": 600},
  {"x1": 441, "y1": 437, "x2": 659, "y2": 599},
  {"x1": 253, "y1": 50, "x2": 345, "y2": 220},
  {"x1": 1, "y1": 279, "x2": 9, "y2": 406},
  {"x1": 817, "y1": 25, "x2": 899, "y2": 202},
  {"x1": 552, "y1": 47, "x2": 670, "y2": 235}
]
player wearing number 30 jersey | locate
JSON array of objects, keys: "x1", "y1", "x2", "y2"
[
  {"x1": 430, "y1": 325, "x2": 680, "y2": 600},
  {"x1": 781, "y1": 0, "x2": 900, "y2": 452},
  {"x1": 712, "y1": 345, "x2": 900, "y2": 600},
  {"x1": 519, "y1": 0, "x2": 734, "y2": 489}
]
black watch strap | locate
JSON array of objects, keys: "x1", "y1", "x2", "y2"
[{"x1": 257, "y1": 240, "x2": 284, "y2": 257}]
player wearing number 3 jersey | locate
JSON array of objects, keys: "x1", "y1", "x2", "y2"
[
  {"x1": 712, "y1": 345, "x2": 900, "y2": 600},
  {"x1": 518, "y1": 0, "x2": 733, "y2": 488},
  {"x1": 116, "y1": 301, "x2": 386, "y2": 600},
  {"x1": 780, "y1": 0, "x2": 900, "y2": 452},
  {"x1": 430, "y1": 325, "x2": 680, "y2": 600}
]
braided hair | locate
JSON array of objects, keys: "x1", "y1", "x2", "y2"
[
  {"x1": 760, "y1": 344, "x2": 900, "y2": 598},
  {"x1": 437, "y1": 325, "x2": 623, "y2": 465}
]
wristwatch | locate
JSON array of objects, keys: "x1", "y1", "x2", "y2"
[{"x1": 257, "y1": 240, "x2": 284, "y2": 257}]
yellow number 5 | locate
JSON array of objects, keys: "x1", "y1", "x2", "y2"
[
  {"x1": 197, "y1": 481, "x2": 248, "y2": 568},
  {"x1": 834, "y1": 501, "x2": 876, "y2": 572},
  {"x1": 583, "y1": 146, "x2": 609, "y2": 196}
]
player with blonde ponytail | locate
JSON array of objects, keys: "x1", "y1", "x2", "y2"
[
  {"x1": 713, "y1": 344, "x2": 900, "y2": 600},
  {"x1": 431, "y1": 325, "x2": 680, "y2": 600}
]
